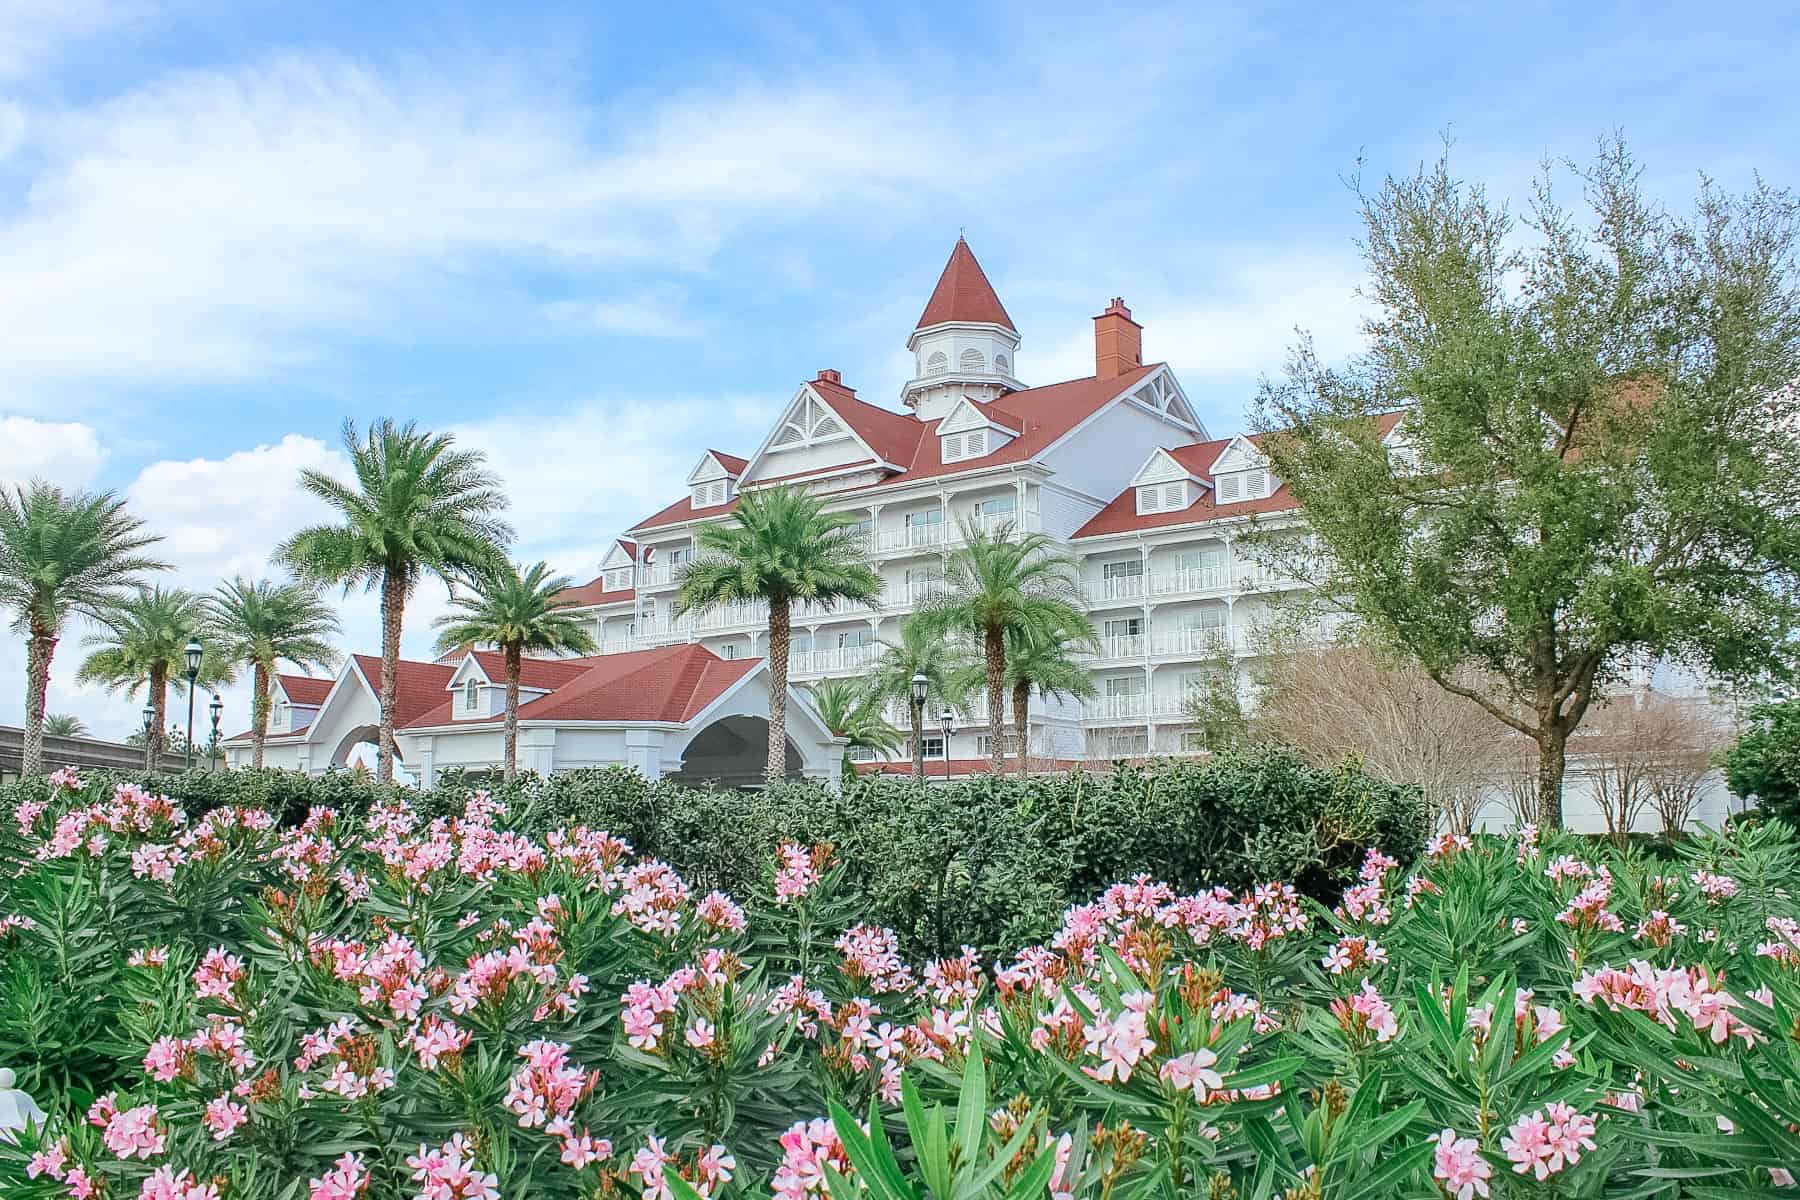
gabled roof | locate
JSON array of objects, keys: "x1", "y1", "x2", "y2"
[
  {"x1": 276, "y1": 674, "x2": 333, "y2": 707},
  {"x1": 710, "y1": 450, "x2": 749, "y2": 475},
  {"x1": 916, "y1": 238, "x2": 1015, "y2": 332},
  {"x1": 401, "y1": 644, "x2": 762, "y2": 729},
  {"x1": 553, "y1": 577, "x2": 635, "y2": 608},
  {"x1": 1073, "y1": 412, "x2": 1405, "y2": 539},
  {"x1": 449, "y1": 651, "x2": 599, "y2": 693},
  {"x1": 627, "y1": 364, "x2": 1162, "y2": 532},
  {"x1": 349, "y1": 655, "x2": 457, "y2": 728}
]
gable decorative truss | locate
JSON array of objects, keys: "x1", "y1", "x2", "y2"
[
  {"x1": 935, "y1": 396, "x2": 1020, "y2": 464},
  {"x1": 445, "y1": 655, "x2": 494, "y2": 690},
  {"x1": 1207, "y1": 435, "x2": 1276, "y2": 503},
  {"x1": 686, "y1": 452, "x2": 740, "y2": 485},
  {"x1": 599, "y1": 540, "x2": 638, "y2": 571},
  {"x1": 1207, "y1": 434, "x2": 1268, "y2": 476},
  {"x1": 1122, "y1": 367, "x2": 1202, "y2": 433},
  {"x1": 936, "y1": 396, "x2": 1020, "y2": 438},
  {"x1": 1130, "y1": 447, "x2": 1206, "y2": 515},
  {"x1": 738, "y1": 383, "x2": 901, "y2": 487}
]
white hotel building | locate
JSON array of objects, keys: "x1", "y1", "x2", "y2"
[{"x1": 558, "y1": 239, "x2": 1338, "y2": 768}]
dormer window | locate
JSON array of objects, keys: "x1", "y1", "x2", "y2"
[
  {"x1": 274, "y1": 701, "x2": 289, "y2": 730},
  {"x1": 1136, "y1": 481, "x2": 1190, "y2": 514},
  {"x1": 926, "y1": 351, "x2": 948, "y2": 376},
  {"x1": 691, "y1": 479, "x2": 729, "y2": 508},
  {"x1": 462, "y1": 679, "x2": 479, "y2": 712},
  {"x1": 959, "y1": 348, "x2": 985, "y2": 373},
  {"x1": 1216, "y1": 469, "x2": 1273, "y2": 503},
  {"x1": 942, "y1": 429, "x2": 988, "y2": 463},
  {"x1": 603, "y1": 567, "x2": 632, "y2": 591}
]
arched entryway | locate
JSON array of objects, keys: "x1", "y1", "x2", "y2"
[
  {"x1": 669, "y1": 715, "x2": 802, "y2": 789},
  {"x1": 330, "y1": 724, "x2": 384, "y2": 768}
]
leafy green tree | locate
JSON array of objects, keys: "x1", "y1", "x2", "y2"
[
  {"x1": 1253, "y1": 140, "x2": 1800, "y2": 827},
  {"x1": 76, "y1": 586, "x2": 229, "y2": 767},
  {"x1": 917, "y1": 519, "x2": 1090, "y2": 772},
  {"x1": 865, "y1": 617, "x2": 975, "y2": 781},
  {"x1": 674, "y1": 485, "x2": 881, "y2": 782},
  {"x1": 278, "y1": 419, "x2": 513, "y2": 783},
  {"x1": 205, "y1": 577, "x2": 342, "y2": 769},
  {"x1": 1002, "y1": 620, "x2": 1097, "y2": 776},
  {"x1": 0, "y1": 482, "x2": 166, "y2": 775},
  {"x1": 41, "y1": 714, "x2": 86, "y2": 738},
  {"x1": 432, "y1": 561, "x2": 597, "y2": 782},
  {"x1": 808, "y1": 678, "x2": 904, "y2": 779},
  {"x1": 1724, "y1": 699, "x2": 1800, "y2": 824}
]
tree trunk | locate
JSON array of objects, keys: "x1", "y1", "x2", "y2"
[
  {"x1": 984, "y1": 624, "x2": 1006, "y2": 773},
  {"x1": 1536, "y1": 722, "x2": 1568, "y2": 830},
  {"x1": 145, "y1": 662, "x2": 167, "y2": 770},
  {"x1": 377, "y1": 568, "x2": 406, "y2": 785},
  {"x1": 911, "y1": 698, "x2": 925, "y2": 783},
  {"x1": 250, "y1": 661, "x2": 270, "y2": 770},
  {"x1": 766, "y1": 596, "x2": 791, "y2": 783},
  {"x1": 504, "y1": 642, "x2": 521, "y2": 784},
  {"x1": 22, "y1": 626, "x2": 56, "y2": 776},
  {"x1": 1012, "y1": 678, "x2": 1030, "y2": 778}
]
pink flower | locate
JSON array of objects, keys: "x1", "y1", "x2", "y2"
[
  {"x1": 1159, "y1": 1048, "x2": 1224, "y2": 1102},
  {"x1": 203, "y1": 1095, "x2": 249, "y2": 1141},
  {"x1": 101, "y1": 1102, "x2": 166, "y2": 1161},
  {"x1": 308, "y1": 1153, "x2": 368, "y2": 1200},
  {"x1": 1501, "y1": 1104, "x2": 1598, "y2": 1181},
  {"x1": 1430, "y1": 1129, "x2": 1492, "y2": 1200}
]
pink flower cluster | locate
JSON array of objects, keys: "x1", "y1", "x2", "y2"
[
  {"x1": 1573, "y1": 960, "x2": 1758, "y2": 1045},
  {"x1": 1501, "y1": 1103, "x2": 1598, "y2": 1180},
  {"x1": 308, "y1": 1153, "x2": 368, "y2": 1200},
  {"x1": 1321, "y1": 934, "x2": 1388, "y2": 976},
  {"x1": 90, "y1": 1095, "x2": 166, "y2": 1160},
  {"x1": 406, "y1": 1135, "x2": 499, "y2": 1200},
  {"x1": 773, "y1": 843, "x2": 824, "y2": 904},
  {"x1": 502, "y1": 1039, "x2": 598, "y2": 1130},
  {"x1": 1430, "y1": 1129, "x2": 1492, "y2": 1200},
  {"x1": 1691, "y1": 869, "x2": 1739, "y2": 902},
  {"x1": 835, "y1": 923, "x2": 917, "y2": 993},
  {"x1": 773, "y1": 1118, "x2": 855, "y2": 1200},
  {"x1": 1555, "y1": 866, "x2": 1626, "y2": 935},
  {"x1": 1081, "y1": 990, "x2": 1157, "y2": 1083},
  {"x1": 1329, "y1": 980, "x2": 1399, "y2": 1044}
]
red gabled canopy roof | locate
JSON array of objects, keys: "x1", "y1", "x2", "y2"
[
  {"x1": 709, "y1": 450, "x2": 749, "y2": 476},
  {"x1": 916, "y1": 238, "x2": 1015, "y2": 332},
  {"x1": 277, "y1": 674, "x2": 333, "y2": 707},
  {"x1": 350, "y1": 655, "x2": 457, "y2": 728},
  {"x1": 401, "y1": 644, "x2": 761, "y2": 729},
  {"x1": 553, "y1": 576, "x2": 636, "y2": 608}
]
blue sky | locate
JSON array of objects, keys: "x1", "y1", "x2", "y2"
[{"x1": 3, "y1": 0, "x2": 1796, "y2": 738}]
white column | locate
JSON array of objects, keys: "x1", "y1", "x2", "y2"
[
  {"x1": 295, "y1": 745, "x2": 314, "y2": 777},
  {"x1": 624, "y1": 728, "x2": 666, "y2": 781},
  {"x1": 520, "y1": 728, "x2": 556, "y2": 778},
  {"x1": 410, "y1": 737, "x2": 435, "y2": 789}
]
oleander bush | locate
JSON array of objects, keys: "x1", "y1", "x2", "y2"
[
  {"x1": 0, "y1": 751, "x2": 1427, "y2": 959},
  {"x1": 3, "y1": 771, "x2": 1799, "y2": 1198}
]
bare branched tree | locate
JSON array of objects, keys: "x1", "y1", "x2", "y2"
[{"x1": 1576, "y1": 691, "x2": 1736, "y2": 838}]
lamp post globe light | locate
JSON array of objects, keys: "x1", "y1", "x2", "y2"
[
  {"x1": 910, "y1": 671, "x2": 929, "y2": 783},
  {"x1": 142, "y1": 701, "x2": 155, "y2": 735},
  {"x1": 209, "y1": 693, "x2": 224, "y2": 772},
  {"x1": 939, "y1": 706, "x2": 956, "y2": 783},
  {"x1": 183, "y1": 637, "x2": 203, "y2": 770}
]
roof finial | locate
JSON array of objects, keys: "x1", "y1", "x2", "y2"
[{"x1": 959, "y1": 226, "x2": 966, "y2": 240}]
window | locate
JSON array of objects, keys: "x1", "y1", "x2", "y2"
[
  {"x1": 274, "y1": 702, "x2": 289, "y2": 729},
  {"x1": 463, "y1": 679, "x2": 479, "y2": 712},
  {"x1": 975, "y1": 734, "x2": 1014, "y2": 759},
  {"x1": 995, "y1": 353, "x2": 1010, "y2": 375},
  {"x1": 1104, "y1": 617, "x2": 1143, "y2": 640},
  {"x1": 1102, "y1": 559, "x2": 1144, "y2": 597},
  {"x1": 1104, "y1": 730, "x2": 1149, "y2": 757},
  {"x1": 940, "y1": 433, "x2": 964, "y2": 463},
  {"x1": 603, "y1": 568, "x2": 631, "y2": 591},
  {"x1": 920, "y1": 735, "x2": 946, "y2": 758},
  {"x1": 1216, "y1": 473, "x2": 1242, "y2": 502},
  {"x1": 847, "y1": 745, "x2": 879, "y2": 762},
  {"x1": 722, "y1": 643, "x2": 737, "y2": 659},
  {"x1": 668, "y1": 546, "x2": 692, "y2": 568},
  {"x1": 691, "y1": 480, "x2": 727, "y2": 508},
  {"x1": 1178, "y1": 547, "x2": 1224, "y2": 573},
  {"x1": 836, "y1": 627, "x2": 874, "y2": 649},
  {"x1": 1105, "y1": 675, "x2": 1145, "y2": 699},
  {"x1": 925, "y1": 352, "x2": 948, "y2": 376},
  {"x1": 1243, "y1": 468, "x2": 1268, "y2": 498},
  {"x1": 1183, "y1": 607, "x2": 1228, "y2": 632},
  {"x1": 1136, "y1": 481, "x2": 1187, "y2": 514},
  {"x1": 905, "y1": 565, "x2": 943, "y2": 600},
  {"x1": 960, "y1": 348, "x2": 985, "y2": 373},
  {"x1": 905, "y1": 508, "x2": 943, "y2": 544},
  {"x1": 1136, "y1": 485, "x2": 1162, "y2": 514},
  {"x1": 965, "y1": 429, "x2": 986, "y2": 456},
  {"x1": 1161, "y1": 482, "x2": 1188, "y2": 510},
  {"x1": 1180, "y1": 730, "x2": 1209, "y2": 753}
]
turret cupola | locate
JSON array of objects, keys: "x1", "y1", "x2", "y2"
[{"x1": 900, "y1": 237, "x2": 1024, "y2": 420}]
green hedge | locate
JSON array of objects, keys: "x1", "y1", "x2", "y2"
[{"x1": 4, "y1": 750, "x2": 1426, "y2": 958}]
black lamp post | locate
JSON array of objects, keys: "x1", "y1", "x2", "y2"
[
  {"x1": 910, "y1": 671, "x2": 928, "y2": 783},
  {"x1": 209, "y1": 693, "x2": 223, "y2": 772},
  {"x1": 939, "y1": 707, "x2": 956, "y2": 784},
  {"x1": 142, "y1": 702, "x2": 155, "y2": 736},
  {"x1": 183, "y1": 638, "x2": 203, "y2": 770}
]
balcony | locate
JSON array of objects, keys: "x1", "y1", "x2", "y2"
[
  {"x1": 1083, "y1": 694, "x2": 1148, "y2": 722},
  {"x1": 1086, "y1": 573, "x2": 1147, "y2": 605},
  {"x1": 1151, "y1": 627, "x2": 1231, "y2": 659},
  {"x1": 1087, "y1": 634, "x2": 1146, "y2": 663},
  {"x1": 788, "y1": 645, "x2": 877, "y2": 678},
  {"x1": 1149, "y1": 565, "x2": 1230, "y2": 599}
]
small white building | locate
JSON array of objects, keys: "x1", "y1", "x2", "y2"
[{"x1": 222, "y1": 644, "x2": 845, "y2": 788}]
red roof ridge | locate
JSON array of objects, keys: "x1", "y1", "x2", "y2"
[{"x1": 915, "y1": 238, "x2": 1015, "y2": 333}]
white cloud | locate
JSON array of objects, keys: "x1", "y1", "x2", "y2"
[
  {"x1": 0, "y1": 53, "x2": 1046, "y2": 393},
  {"x1": 1031, "y1": 250, "x2": 1368, "y2": 388},
  {"x1": 0, "y1": 0, "x2": 132, "y2": 80},
  {"x1": 0, "y1": 416, "x2": 108, "y2": 488},
  {"x1": 543, "y1": 287, "x2": 697, "y2": 338}
]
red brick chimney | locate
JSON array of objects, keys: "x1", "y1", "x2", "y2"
[
  {"x1": 1093, "y1": 298, "x2": 1142, "y2": 381},
  {"x1": 815, "y1": 368, "x2": 842, "y2": 385}
]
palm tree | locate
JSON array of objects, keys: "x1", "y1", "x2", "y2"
[
  {"x1": 432, "y1": 561, "x2": 596, "y2": 782},
  {"x1": 916, "y1": 518, "x2": 1090, "y2": 772},
  {"x1": 866, "y1": 616, "x2": 975, "y2": 781},
  {"x1": 76, "y1": 586, "x2": 228, "y2": 768},
  {"x1": 206, "y1": 577, "x2": 342, "y2": 769},
  {"x1": 42, "y1": 714, "x2": 86, "y2": 738},
  {"x1": 277, "y1": 419, "x2": 512, "y2": 783},
  {"x1": 0, "y1": 482, "x2": 167, "y2": 774},
  {"x1": 674, "y1": 485, "x2": 882, "y2": 782},
  {"x1": 1004, "y1": 620, "x2": 1098, "y2": 777},
  {"x1": 809, "y1": 678, "x2": 904, "y2": 778}
]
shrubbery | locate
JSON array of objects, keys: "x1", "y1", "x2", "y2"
[
  {"x1": 0, "y1": 751, "x2": 1427, "y2": 959},
  {"x1": 3, "y1": 770, "x2": 1798, "y2": 1198}
]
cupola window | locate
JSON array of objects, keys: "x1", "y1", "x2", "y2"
[
  {"x1": 959, "y1": 348, "x2": 985, "y2": 373},
  {"x1": 925, "y1": 351, "x2": 948, "y2": 376}
]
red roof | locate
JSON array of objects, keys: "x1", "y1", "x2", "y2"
[
  {"x1": 277, "y1": 674, "x2": 333, "y2": 707},
  {"x1": 402, "y1": 644, "x2": 761, "y2": 729},
  {"x1": 916, "y1": 238, "x2": 1015, "y2": 332},
  {"x1": 1072, "y1": 413, "x2": 1403, "y2": 539},
  {"x1": 351, "y1": 655, "x2": 457, "y2": 727},
  {"x1": 554, "y1": 576, "x2": 635, "y2": 607},
  {"x1": 709, "y1": 450, "x2": 749, "y2": 476},
  {"x1": 462, "y1": 651, "x2": 599, "y2": 691},
  {"x1": 628, "y1": 366, "x2": 1157, "y2": 532}
]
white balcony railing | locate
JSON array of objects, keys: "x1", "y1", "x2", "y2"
[
  {"x1": 1151, "y1": 628, "x2": 1231, "y2": 658},
  {"x1": 1090, "y1": 634, "x2": 1146, "y2": 662},
  {"x1": 788, "y1": 645, "x2": 877, "y2": 677},
  {"x1": 1149, "y1": 565, "x2": 1230, "y2": 597},
  {"x1": 1083, "y1": 694, "x2": 1148, "y2": 721},
  {"x1": 1087, "y1": 574, "x2": 1147, "y2": 603}
]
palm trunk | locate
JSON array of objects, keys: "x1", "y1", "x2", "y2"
[
  {"x1": 145, "y1": 662, "x2": 167, "y2": 770},
  {"x1": 22, "y1": 626, "x2": 56, "y2": 776},
  {"x1": 377, "y1": 567, "x2": 406, "y2": 785},
  {"x1": 984, "y1": 624, "x2": 1006, "y2": 773},
  {"x1": 911, "y1": 698, "x2": 925, "y2": 782},
  {"x1": 250, "y1": 661, "x2": 270, "y2": 770},
  {"x1": 766, "y1": 597, "x2": 792, "y2": 783},
  {"x1": 1011, "y1": 679, "x2": 1030, "y2": 778},
  {"x1": 504, "y1": 642, "x2": 521, "y2": 783}
]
